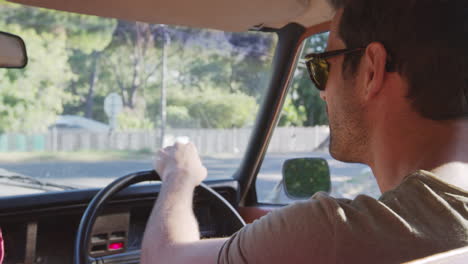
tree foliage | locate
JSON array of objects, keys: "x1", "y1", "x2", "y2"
[
  {"x1": 279, "y1": 33, "x2": 329, "y2": 127},
  {"x1": 148, "y1": 88, "x2": 257, "y2": 129},
  {"x1": 0, "y1": 0, "x2": 117, "y2": 121},
  {"x1": 0, "y1": 22, "x2": 74, "y2": 132},
  {"x1": 0, "y1": 0, "x2": 327, "y2": 133}
]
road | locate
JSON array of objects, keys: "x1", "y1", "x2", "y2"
[{"x1": 0, "y1": 151, "x2": 381, "y2": 202}]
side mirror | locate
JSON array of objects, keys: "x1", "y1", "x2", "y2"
[
  {"x1": 282, "y1": 158, "x2": 331, "y2": 199},
  {"x1": 0, "y1": 31, "x2": 28, "y2": 68}
]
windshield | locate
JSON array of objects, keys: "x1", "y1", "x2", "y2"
[{"x1": 0, "y1": 1, "x2": 277, "y2": 196}]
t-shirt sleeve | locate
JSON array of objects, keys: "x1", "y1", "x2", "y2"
[{"x1": 217, "y1": 193, "x2": 339, "y2": 264}]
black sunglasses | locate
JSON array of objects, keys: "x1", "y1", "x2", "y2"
[{"x1": 304, "y1": 48, "x2": 364, "y2": 91}]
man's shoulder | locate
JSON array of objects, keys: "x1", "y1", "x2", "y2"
[
  {"x1": 270, "y1": 191, "x2": 384, "y2": 227},
  {"x1": 219, "y1": 172, "x2": 468, "y2": 264},
  {"x1": 380, "y1": 170, "x2": 468, "y2": 206},
  {"x1": 279, "y1": 170, "x2": 468, "y2": 230}
]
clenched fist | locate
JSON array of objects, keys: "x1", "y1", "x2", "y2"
[{"x1": 153, "y1": 142, "x2": 208, "y2": 187}]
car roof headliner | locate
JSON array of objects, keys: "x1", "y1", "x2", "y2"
[{"x1": 8, "y1": 0, "x2": 333, "y2": 32}]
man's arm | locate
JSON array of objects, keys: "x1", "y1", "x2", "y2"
[{"x1": 141, "y1": 143, "x2": 228, "y2": 264}]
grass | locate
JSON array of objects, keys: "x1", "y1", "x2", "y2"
[{"x1": 0, "y1": 149, "x2": 155, "y2": 163}]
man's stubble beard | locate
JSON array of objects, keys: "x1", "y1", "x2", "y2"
[{"x1": 328, "y1": 86, "x2": 368, "y2": 164}]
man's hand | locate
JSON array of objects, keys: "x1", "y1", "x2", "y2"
[
  {"x1": 153, "y1": 142, "x2": 207, "y2": 187},
  {"x1": 142, "y1": 142, "x2": 226, "y2": 264}
]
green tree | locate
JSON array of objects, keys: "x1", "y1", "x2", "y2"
[
  {"x1": 148, "y1": 88, "x2": 258, "y2": 129},
  {"x1": 0, "y1": 0, "x2": 277, "y2": 130},
  {"x1": 117, "y1": 109, "x2": 154, "y2": 131},
  {"x1": 102, "y1": 21, "x2": 162, "y2": 110},
  {"x1": 278, "y1": 97, "x2": 307, "y2": 127},
  {"x1": 280, "y1": 32, "x2": 329, "y2": 127},
  {"x1": 0, "y1": 0, "x2": 117, "y2": 120},
  {"x1": 142, "y1": 28, "x2": 275, "y2": 129},
  {"x1": 188, "y1": 91, "x2": 258, "y2": 128},
  {"x1": 0, "y1": 23, "x2": 74, "y2": 132}
]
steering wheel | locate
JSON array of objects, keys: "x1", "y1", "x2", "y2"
[{"x1": 74, "y1": 170, "x2": 246, "y2": 264}]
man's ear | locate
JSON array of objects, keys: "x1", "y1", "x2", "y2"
[{"x1": 362, "y1": 42, "x2": 388, "y2": 100}]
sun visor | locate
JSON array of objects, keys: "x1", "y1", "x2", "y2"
[
  {"x1": 8, "y1": 0, "x2": 319, "y2": 32},
  {"x1": 272, "y1": 0, "x2": 333, "y2": 31}
]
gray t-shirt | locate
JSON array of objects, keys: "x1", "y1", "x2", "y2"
[{"x1": 218, "y1": 170, "x2": 468, "y2": 264}]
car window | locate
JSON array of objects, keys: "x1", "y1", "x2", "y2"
[
  {"x1": 0, "y1": 1, "x2": 277, "y2": 197},
  {"x1": 256, "y1": 32, "x2": 380, "y2": 204}
]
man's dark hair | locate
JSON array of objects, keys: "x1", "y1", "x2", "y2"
[{"x1": 328, "y1": 0, "x2": 468, "y2": 120}]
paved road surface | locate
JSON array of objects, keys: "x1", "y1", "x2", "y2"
[{"x1": 0, "y1": 152, "x2": 381, "y2": 202}]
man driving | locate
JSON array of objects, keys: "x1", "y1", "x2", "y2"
[{"x1": 141, "y1": 0, "x2": 468, "y2": 263}]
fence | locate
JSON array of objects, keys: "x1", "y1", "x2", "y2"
[{"x1": 0, "y1": 126, "x2": 330, "y2": 155}]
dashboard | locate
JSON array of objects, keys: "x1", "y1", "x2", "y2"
[{"x1": 0, "y1": 179, "x2": 240, "y2": 264}]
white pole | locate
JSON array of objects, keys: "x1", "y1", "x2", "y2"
[{"x1": 159, "y1": 25, "x2": 169, "y2": 148}]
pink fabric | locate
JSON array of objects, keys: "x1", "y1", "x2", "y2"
[{"x1": 0, "y1": 229, "x2": 3, "y2": 264}]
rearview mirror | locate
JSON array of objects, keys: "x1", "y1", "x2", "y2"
[
  {"x1": 282, "y1": 158, "x2": 331, "y2": 199},
  {"x1": 0, "y1": 31, "x2": 28, "y2": 68}
]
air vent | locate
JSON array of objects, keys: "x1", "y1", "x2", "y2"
[
  {"x1": 91, "y1": 233, "x2": 108, "y2": 243},
  {"x1": 91, "y1": 244, "x2": 107, "y2": 252},
  {"x1": 110, "y1": 231, "x2": 126, "y2": 240}
]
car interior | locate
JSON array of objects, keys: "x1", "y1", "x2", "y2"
[{"x1": 0, "y1": 0, "x2": 466, "y2": 263}]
